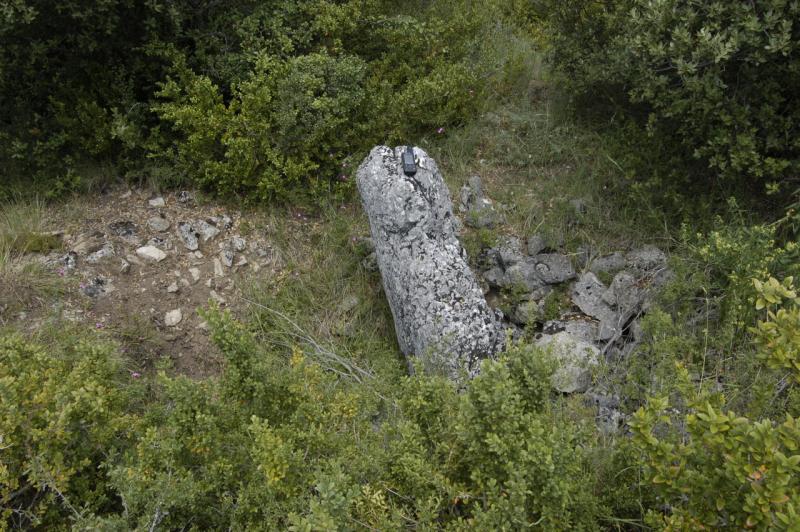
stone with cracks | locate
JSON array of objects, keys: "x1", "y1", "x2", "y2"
[{"x1": 357, "y1": 146, "x2": 502, "y2": 380}]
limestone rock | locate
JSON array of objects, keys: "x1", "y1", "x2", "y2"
[
  {"x1": 536, "y1": 331, "x2": 599, "y2": 394},
  {"x1": 136, "y1": 245, "x2": 167, "y2": 262},
  {"x1": 148, "y1": 216, "x2": 170, "y2": 232},
  {"x1": 165, "y1": 309, "x2": 182, "y2": 326},
  {"x1": 176, "y1": 222, "x2": 199, "y2": 251},
  {"x1": 526, "y1": 234, "x2": 546, "y2": 256},
  {"x1": 571, "y1": 272, "x2": 620, "y2": 341},
  {"x1": 148, "y1": 197, "x2": 165, "y2": 208},
  {"x1": 531, "y1": 253, "x2": 575, "y2": 284},
  {"x1": 357, "y1": 146, "x2": 502, "y2": 380}
]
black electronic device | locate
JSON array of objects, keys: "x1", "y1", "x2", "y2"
[{"x1": 402, "y1": 146, "x2": 417, "y2": 176}]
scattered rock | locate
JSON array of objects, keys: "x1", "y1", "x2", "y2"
[
  {"x1": 483, "y1": 266, "x2": 505, "y2": 288},
  {"x1": 357, "y1": 146, "x2": 502, "y2": 380},
  {"x1": 532, "y1": 253, "x2": 575, "y2": 284},
  {"x1": 148, "y1": 216, "x2": 170, "y2": 232},
  {"x1": 178, "y1": 191, "x2": 193, "y2": 203},
  {"x1": 536, "y1": 331, "x2": 599, "y2": 393},
  {"x1": 571, "y1": 272, "x2": 619, "y2": 341},
  {"x1": 219, "y1": 249, "x2": 234, "y2": 268},
  {"x1": 494, "y1": 237, "x2": 524, "y2": 268},
  {"x1": 164, "y1": 308, "x2": 182, "y2": 326},
  {"x1": 527, "y1": 234, "x2": 546, "y2": 256},
  {"x1": 136, "y1": 245, "x2": 167, "y2": 262},
  {"x1": 108, "y1": 221, "x2": 137, "y2": 237},
  {"x1": 61, "y1": 251, "x2": 78, "y2": 270},
  {"x1": 147, "y1": 236, "x2": 172, "y2": 251},
  {"x1": 589, "y1": 252, "x2": 626, "y2": 274},
  {"x1": 231, "y1": 236, "x2": 246, "y2": 252},
  {"x1": 196, "y1": 219, "x2": 220, "y2": 242},
  {"x1": 213, "y1": 258, "x2": 225, "y2": 277},
  {"x1": 86, "y1": 242, "x2": 115, "y2": 263},
  {"x1": 177, "y1": 222, "x2": 199, "y2": 251},
  {"x1": 120, "y1": 259, "x2": 131, "y2": 274},
  {"x1": 235, "y1": 255, "x2": 248, "y2": 267},
  {"x1": 504, "y1": 260, "x2": 545, "y2": 292},
  {"x1": 209, "y1": 290, "x2": 226, "y2": 305},
  {"x1": 82, "y1": 277, "x2": 114, "y2": 298},
  {"x1": 626, "y1": 246, "x2": 667, "y2": 272},
  {"x1": 149, "y1": 197, "x2": 165, "y2": 208},
  {"x1": 189, "y1": 267, "x2": 201, "y2": 283},
  {"x1": 167, "y1": 282, "x2": 179, "y2": 293}
]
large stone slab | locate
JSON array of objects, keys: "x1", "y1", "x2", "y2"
[{"x1": 357, "y1": 146, "x2": 502, "y2": 380}]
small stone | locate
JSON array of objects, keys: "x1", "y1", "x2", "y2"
[
  {"x1": 504, "y1": 260, "x2": 544, "y2": 292},
  {"x1": 120, "y1": 190, "x2": 132, "y2": 199},
  {"x1": 136, "y1": 245, "x2": 167, "y2": 262},
  {"x1": 527, "y1": 234, "x2": 546, "y2": 256},
  {"x1": 177, "y1": 222, "x2": 199, "y2": 251},
  {"x1": 205, "y1": 279, "x2": 213, "y2": 288},
  {"x1": 231, "y1": 236, "x2": 246, "y2": 252},
  {"x1": 494, "y1": 237, "x2": 524, "y2": 268},
  {"x1": 86, "y1": 242, "x2": 114, "y2": 263},
  {"x1": 194, "y1": 251, "x2": 204, "y2": 259},
  {"x1": 213, "y1": 258, "x2": 224, "y2": 277},
  {"x1": 167, "y1": 282, "x2": 179, "y2": 293},
  {"x1": 148, "y1": 216, "x2": 170, "y2": 232},
  {"x1": 196, "y1": 219, "x2": 220, "y2": 242},
  {"x1": 108, "y1": 221, "x2": 137, "y2": 237},
  {"x1": 149, "y1": 197, "x2": 165, "y2": 207},
  {"x1": 120, "y1": 259, "x2": 131, "y2": 274},
  {"x1": 146, "y1": 236, "x2": 172, "y2": 250},
  {"x1": 189, "y1": 268, "x2": 201, "y2": 283},
  {"x1": 219, "y1": 249, "x2": 234, "y2": 268},
  {"x1": 209, "y1": 290, "x2": 226, "y2": 305},
  {"x1": 164, "y1": 309, "x2": 182, "y2": 326},
  {"x1": 178, "y1": 191, "x2": 192, "y2": 203},
  {"x1": 235, "y1": 255, "x2": 248, "y2": 267},
  {"x1": 197, "y1": 321, "x2": 209, "y2": 331},
  {"x1": 61, "y1": 251, "x2": 78, "y2": 270},
  {"x1": 179, "y1": 278, "x2": 190, "y2": 287}
]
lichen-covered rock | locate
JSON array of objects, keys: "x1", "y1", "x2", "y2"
[
  {"x1": 357, "y1": 146, "x2": 502, "y2": 380},
  {"x1": 536, "y1": 331, "x2": 599, "y2": 393}
]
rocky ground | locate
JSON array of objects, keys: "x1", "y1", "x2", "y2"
[
  {"x1": 459, "y1": 176, "x2": 672, "y2": 432},
  {"x1": 2, "y1": 188, "x2": 285, "y2": 377}
]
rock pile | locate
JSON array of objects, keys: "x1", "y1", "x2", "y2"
[{"x1": 460, "y1": 177, "x2": 671, "y2": 408}]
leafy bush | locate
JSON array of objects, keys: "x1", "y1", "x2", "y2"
[
  {"x1": 547, "y1": 0, "x2": 800, "y2": 191},
  {"x1": 0, "y1": 0, "x2": 523, "y2": 201}
]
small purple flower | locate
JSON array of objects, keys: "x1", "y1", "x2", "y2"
[
  {"x1": 95, "y1": 322, "x2": 104, "y2": 329},
  {"x1": 338, "y1": 174, "x2": 348, "y2": 182},
  {"x1": 79, "y1": 282, "x2": 86, "y2": 289},
  {"x1": 342, "y1": 161, "x2": 349, "y2": 168},
  {"x1": 57, "y1": 267, "x2": 65, "y2": 277},
  {"x1": 131, "y1": 371, "x2": 141, "y2": 379},
  {"x1": 436, "y1": 127, "x2": 445, "y2": 134}
]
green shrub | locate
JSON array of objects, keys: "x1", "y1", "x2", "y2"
[
  {"x1": 0, "y1": 334, "x2": 133, "y2": 528},
  {"x1": 547, "y1": 0, "x2": 800, "y2": 192}
]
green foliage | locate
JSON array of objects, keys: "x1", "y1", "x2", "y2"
[
  {"x1": 0, "y1": 334, "x2": 133, "y2": 529},
  {"x1": 0, "y1": 309, "x2": 605, "y2": 529},
  {"x1": 547, "y1": 0, "x2": 800, "y2": 193},
  {"x1": 630, "y1": 368, "x2": 800, "y2": 530},
  {"x1": 0, "y1": 0, "x2": 523, "y2": 201}
]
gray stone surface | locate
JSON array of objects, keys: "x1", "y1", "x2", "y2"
[
  {"x1": 136, "y1": 245, "x2": 167, "y2": 262},
  {"x1": 148, "y1": 216, "x2": 170, "y2": 232},
  {"x1": 589, "y1": 252, "x2": 626, "y2": 274},
  {"x1": 526, "y1": 234, "x2": 546, "y2": 256},
  {"x1": 532, "y1": 253, "x2": 575, "y2": 284},
  {"x1": 357, "y1": 146, "x2": 502, "y2": 380},
  {"x1": 177, "y1": 222, "x2": 199, "y2": 251},
  {"x1": 571, "y1": 272, "x2": 620, "y2": 341},
  {"x1": 536, "y1": 331, "x2": 599, "y2": 393}
]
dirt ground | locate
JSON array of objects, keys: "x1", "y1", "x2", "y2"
[{"x1": 3, "y1": 187, "x2": 289, "y2": 377}]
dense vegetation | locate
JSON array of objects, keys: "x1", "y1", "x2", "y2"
[{"x1": 2, "y1": 0, "x2": 800, "y2": 529}]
